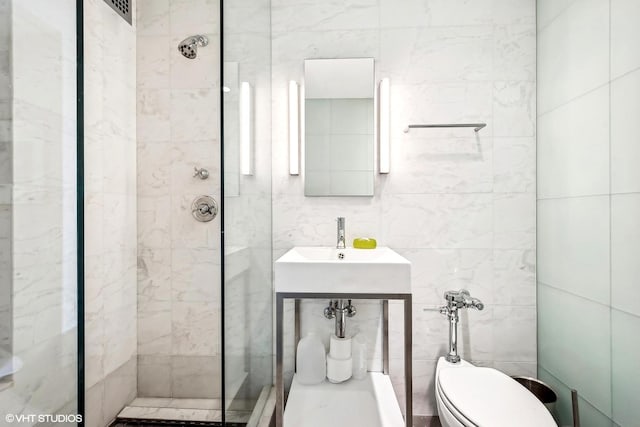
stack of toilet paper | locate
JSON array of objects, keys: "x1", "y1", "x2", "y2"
[{"x1": 327, "y1": 334, "x2": 352, "y2": 383}]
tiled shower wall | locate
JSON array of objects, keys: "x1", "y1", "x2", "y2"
[
  {"x1": 0, "y1": 0, "x2": 11, "y2": 361},
  {"x1": 537, "y1": 0, "x2": 640, "y2": 426},
  {"x1": 271, "y1": 0, "x2": 536, "y2": 416},
  {"x1": 135, "y1": 0, "x2": 222, "y2": 398},
  {"x1": 84, "y1": 0, "x2": 138, "y2": 425}
]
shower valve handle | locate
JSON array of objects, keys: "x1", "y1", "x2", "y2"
[{"x1": 193, "y1": 167, "x2": 209, "y2": 179}]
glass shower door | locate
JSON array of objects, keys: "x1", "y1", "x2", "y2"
[
  {"x1": 221, "y1": 0, "x2": 273, "y2": 424},
  {"x1": 0, "y1": 0, "x2": 79, "y2": 422}
]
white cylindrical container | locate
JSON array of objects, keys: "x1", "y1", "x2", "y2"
[
  {"x1": 352, "y1": 335, "x2": 367, "y2": 380},
  {"x1": 327, "y1": 354, "x2": 352, "y2": 383},
  {"x1": 296, "y1": 332, "x2": 326, "y2": 385},
  {"x1": 329, "y1": 334, "x2": 352, "y2": 360}
]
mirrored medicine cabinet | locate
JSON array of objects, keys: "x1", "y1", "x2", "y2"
[{"x1": 303, "y1": 58, "x2": 375, "y2": 197}]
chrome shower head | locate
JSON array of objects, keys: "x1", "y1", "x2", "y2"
[{"x1": 178, "y1": 35, "x2": 209, "y2": 59}]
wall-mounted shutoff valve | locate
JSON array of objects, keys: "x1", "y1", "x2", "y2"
[{"x1": 324, "y1": 299, "x2": 356, "y2": 338}]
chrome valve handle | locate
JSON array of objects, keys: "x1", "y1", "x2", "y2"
[
  {"x1": 193, "y1": 166, "x2": 209, "y2": 180},
  {"x1": 191, "y1": 195, "x2": 218, "y2": 222},
  {"x1": 345, "y1": 299, "x2": 356, "y2": 317}
]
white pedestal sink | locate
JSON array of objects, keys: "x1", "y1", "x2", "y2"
[{"x1": 275, "y1": 246, "x2": 411, "y2": 294}]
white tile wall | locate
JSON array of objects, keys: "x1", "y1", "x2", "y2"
[
  {"x1": 611, "y1": 309, "x2": 640, "y2": 427},
  {"x1": 272, "y1": 0, "x2": 536, "y2": 417},
  {"x1": 136, "y1": 0, "x2": 222, "y2": 399},
  {"x1": 538, "y1": 85, "x2": 609, "y2": 198},
  {"x1": 0, "y1": 0, "x2": 10, "y2": 370},
  {"x1": 537, "y1": 0, "x2": 609, "y2": 114},
  {"x1": 84, "y1": 0, "x2": 138, "y2": 424},
  {"x1": 538, "y1": 284, "x2": 612, "y2": 418},
  {"x1": 537, "y1": 196, "x2": 610, "y2": 305},
  {"x1": 611, "y1": 194, "x2": 640, "y2": 317},
  {"x1": 137, "y1": 0, "x2": 273, "y2": 405},
  {"x1": 611, "y1": 69, "x2": 640, "y2": 194},
  {"x1": 610, "y1": 0, "x2": 640, "y2": 79},
  {"x1": 537, "y1": 0, "x2": 640, "y2": 425}
]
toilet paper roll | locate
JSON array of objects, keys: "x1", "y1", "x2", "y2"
[
  {"x1": 330, "y1": 334, "x2": 352, "y2": 360},
  {"x1": 327, "y1": 354, "x2": 352, "y2": 383}
]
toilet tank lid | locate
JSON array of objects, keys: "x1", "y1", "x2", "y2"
[{"x1": 438, "y1": 367, "x2": 557, "y2": 427}]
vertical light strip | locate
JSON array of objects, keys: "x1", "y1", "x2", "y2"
[
  {"x1": 378, "y1": 78, "x2": 390, "y2": 174},
  {"x1": 240, "y1": 81, "x2": 253, "y2": 175},
  {"x1": 288, "y1": 80, "x2": 300, "y2": 175}
]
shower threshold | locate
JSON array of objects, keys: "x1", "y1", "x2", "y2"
[{"x1": 114, "y1": 398, "x2": 252, "y2": 426}]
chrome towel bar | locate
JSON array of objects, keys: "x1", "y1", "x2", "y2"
[{"x1": 403, "y1": 123, "x2": 487, "y2": 132}]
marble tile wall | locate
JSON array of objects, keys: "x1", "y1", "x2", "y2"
[
  {"x1": 0, "y1": 0, "x2": 11, "y2": 361},
  {"x1": 135, "y1": 0, "x2": 223, "y2": 399},
  {"x1": 537, "y1": 0, "x2": 640, "y2": 425},
  {"x1": 0, "y1": 0, "x2": 79, "y2": 424},
  {"x1": 84, "y1": 0, "x2": 138, "y2": 425},
  {"x1": 271, "y1": 0, "x2": 536, "y2": 416}
]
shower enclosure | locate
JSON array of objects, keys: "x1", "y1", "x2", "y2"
[
  {"x1": 0, "y1": 0, "x2": 273, "y2": 424},
  {"x1": 130, "y1": 0, "x2": 274, "y2": 424}
]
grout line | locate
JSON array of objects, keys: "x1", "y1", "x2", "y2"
[
  {"x1": 542, "y1": 191, "x2": 640, "y2": 200},
  {"x1": 534, "y1": 0, "x2": 540, "y2": 376},
  {"x1": 610, "y1": 63, "x2": 640, "y2": 84},
  {"x1": 537, "y1": 80, "x2": 609, "y2": 118},
  {"x1": 537, "y1": 193, "x2": 610, "y2": 201},
  {"x1": 537, "y1": 281, "x2": 640, "y2": 319},
  {"x1": 538, "y1": 281, "x2": 609, "y2": 308},
  {"x1": 608, "y1": 1, "x2": 614, "y2": 422},
  {"x1": 536, "y1": 0, "x2": 578, "y2": 32}
]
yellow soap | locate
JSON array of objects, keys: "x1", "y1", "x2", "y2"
[{"x1": 353, "y1": 238, "x2": 377, "y2": 249}]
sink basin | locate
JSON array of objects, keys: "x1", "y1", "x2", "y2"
[{"x1": 275, "y1": 246, "x2": 411, "y2": 294}]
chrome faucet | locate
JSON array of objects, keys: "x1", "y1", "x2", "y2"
[
  {"x1": 439, "y1": 289, "x2": 484, "y2": 363},
  {"x1": 336, "y1": 217, "x2": 346, "y2": 249}
]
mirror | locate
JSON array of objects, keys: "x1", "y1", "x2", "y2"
[{"x1": 304, "y1": 58, "x2": 375, "y2": 196}]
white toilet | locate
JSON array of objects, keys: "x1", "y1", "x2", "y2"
[
  {"x1": 435, "y1": 357, "x2": 557, "y2": 427},
  {"x1": 433, "y1": 290, "x2": 557, "y2": 427}
]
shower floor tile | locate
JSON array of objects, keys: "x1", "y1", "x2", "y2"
[
  {"x1": 117, "y1": 406, "x2": 221, "y2": 422},
  {"x1": 116, "y1": 398, "x2": 252, "y2": 425},
  {"x1": 130, "y1": 398, "x2": 222, "y2": 410}
]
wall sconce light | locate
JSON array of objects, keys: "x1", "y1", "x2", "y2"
[
  {"x1": 240, "y1": 81, "x2": 253, "y2": 175},
  {"x1": 289, "y1": 80, "x2": 300, "y2": 175},
  {"x1": 378, "y1": 78, "x2": 390, "y2": 174}
]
